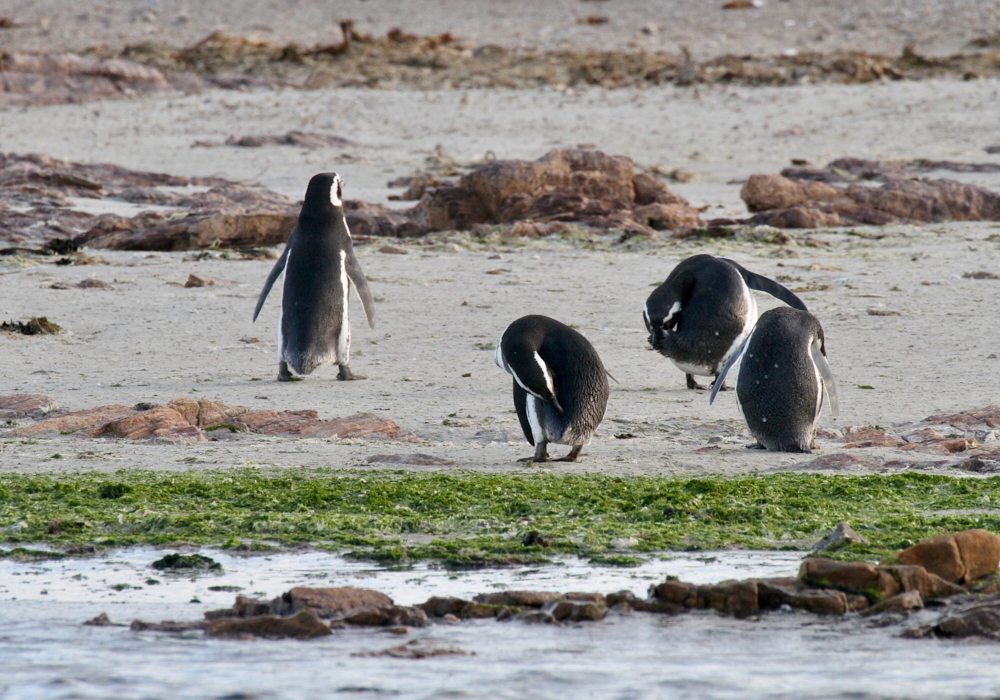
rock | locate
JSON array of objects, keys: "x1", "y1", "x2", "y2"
[
  {"x1": 930, "y1": 601, "x2": 1000, "y2": 639},
  {"x1": 269, "y1": 587, "x2": 393, "y2": 618},
  {"x1": 184, "y1": 274, "x2": 214, "y2": 288},
  {"x1": 353, "y1": 640, "x2": 471, "y2": 658},
  {"x1": 131, "y1": 619, "x2": 208, "y2": 633},
  {"x1": 699, "y1": 580, "x2": 760, "y2": 616},
  {"x1": 799, "y1": 558, "x2": 881, "y2": 596},
  {"x1": 204, "y1": 595, "x2": 271, "y2": 620},
  {"x1": 513, "y1": 610, "x2": 559, "y2": 624},
  {"x1": 222, "y1": 131, "x2": 356, "y2": 149},
  {"x1": 862, "y1": 590, "x2": 924, "y2": 617},
  {"x1": 757, "y1": 578, "x2": 863, "y2": 614},
  {"x1": 94, "y1": 406, "x2": 204, "y2": 442},
  {"x1": 880, "y1": 564, "x2": 966, "y2": 600},
  {"x1": 206, "y1": 610, "x2": 332, "y2": 639},
  {"x1": 387, "y1": 605, "x2": 429, "y2": 627},
  {"x1": 1, "y1": 316, "x2": 63, "y2": 335},
  {"x1": 541, "y1": 599, "x2": 607, "y2": 622},
  {"x1": 473, "y1": 590, "x2": 560, "y2": 608},
  {"x1": 740, "y1": 175, "x2": 842, "y2": 212},
  {"x1": 841, "y1": 426, "x2": 906, "y2": 449},
  {"x1": 921, "y1": 406, "x2": 1000, "y2": 429},
  {"x1": 650, "y1": 579, "x2": 698, "y2": 607},
  {"x1": 151, "y1": 553, "x2": 222, "y2": 572},
  {"x1": 344, "y1": 200, "x2": 430, "y2": 239},
  {"x1": 13, "y1": 404, "x2": 137, "y2": 437},
  {"x1": 0, "y1": 394, "x2": 58, "y2": 419},
  {"x1": 166, "y1": 398, "x2": 248, "y2": 429},
  {"x1": 340, "y1": 606, "x2": 391, "y2": 626},
  {"x1": 421, "y1": 596, "x2": 473, "y2": 618},
  {"x1": 895, "y1": 529, "x2": 1000, "y2": 584},
  {"x1": 365, "y1": 453, "x2": 457, "y2": 466},
  {"x1": 813, "y1": 522, "x2": 868, "y2": 551},
  {"x1": 83, "y1": 612, "x2": 114, "y2": 626}
]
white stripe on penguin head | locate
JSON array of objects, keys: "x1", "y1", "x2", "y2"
[{"x1": 330, "y1": 174, "x2": 343, "y2": 208}]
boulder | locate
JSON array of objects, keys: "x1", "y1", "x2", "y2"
[
  {"x1": 861, "y1": 590, "x2": 923, "y2": 617},
  {"x1": 931, "y1": 601, "x2": 1000, "y2": 640},
  {"x1": 205, "y1": 610, "x2": 332, "y2": 639},
  {"x1": 650, "y1": 579, "x2": 698, "y2": 607},
  {"x1": 473, "y1": 590, "x2": 560, "y2": 608},
  {"x1": 799, "y1": 558, "x2": 881, "y2": 596},
  {"x1": 0, "y1": 394, "x2": 58, "y2": 419},
  {"x1": 698, "y1": 580, "x2": 759, "y2": 616},
  {"x1": 541, "y1": 599, "x2": 608, "y2": 622},
  {"x1": 269, "y1": 587, "x2": 394, "y2": 618},
  {"x1": 13, "y1": 404, "x2": 136, "y2": 437},
  {"x1": 740, "y1": 175, "x2": 842, "y2": 212},
  {"x1": 895, "y1": 529, "x2": 1000, "y2": 584},
  {"x1": 879, "y1": 564, "x2": 966, "y2": 599},
  {"x1": 812, "y1": 522, "x2": 868, "y2": 552}
]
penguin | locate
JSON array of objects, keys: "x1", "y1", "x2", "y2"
[
  {"x1": 495, "y1": 315, "x2": 610, "y2": 463},
  {"x1": 252, "y1": 172, "x2": 375, "y2": 382},
  {"x1": 710, "y1": 306, "x2": 839, "y2": 453},
  {"x1": 643, "y1": 254, "x2": 807, "y2": 391}
]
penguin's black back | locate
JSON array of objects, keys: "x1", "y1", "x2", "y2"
[
  {"x1": 281, "y1": 174, "x2": 353, "y2": 373},
  {"x1": 645, "y1": 255, "x2": 752, "y2": 371},
  {"x1": 737, "y1": 307, "x2": 825, "y2": 452},
  {"x1": 500, "y1": 315, "x2": 609, "y2": 444}
]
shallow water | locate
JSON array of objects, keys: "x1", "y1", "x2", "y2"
[{"x1": 2, "y1": 549, "x2": 1000, "y2": 700}]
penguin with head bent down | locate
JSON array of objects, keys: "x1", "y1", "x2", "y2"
[
  {"x1": 253, "y1": 173, "x2": 376, "y2": 381},
  {"x1": 710, "y1": 307, "x2": 839, "y2": 453},
  {"x1": 643, "y1": 254, "x2": 807, "y2": 391},
  {"x1": 495, "y1": 315, "x2": 610, "y2": 463}
]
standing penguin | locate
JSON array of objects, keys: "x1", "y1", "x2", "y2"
[
  {"x1": 710, "y1": 307, "x2": 839, "y2": 453},
  {"x1": 495, "y1": 315, "x2": 610, "y2": 463},
  {"x1": 644, "y1": 254, "x2": 807, "y2": 391},
  {"x1": 253, "y1": 173, "x2": 375, "y2": 382}
]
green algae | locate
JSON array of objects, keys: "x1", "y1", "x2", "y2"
[{"x1": 2, "y1": 470, "x2": 1000, "y2": 567}]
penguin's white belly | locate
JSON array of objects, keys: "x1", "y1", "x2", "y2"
[{"x1": 671, "y1": 360, "x2": 715, "y2": 377}]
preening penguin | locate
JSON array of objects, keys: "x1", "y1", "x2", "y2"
[
  {"x1": 710, "y1": 307, "x2": 839, "y2": 453},
  {"x1": 253, "y1": 173, "x2": 376, "y2": 382},
  {"x1": 495, "y1": 315, "x2": 610, "y2": 463},
  {"x1": 643, "y1": 254, "x2": 807, "y2": 391}
]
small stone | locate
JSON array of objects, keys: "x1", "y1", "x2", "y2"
[
  {"x1": 862, "y1": 590, "x2": 923, "y2": 617},
  {"x1": 812, "y1": 522, "x2": 868, "y2": 552},
  {"x1": 83, "y1": 612, "x2": 113, "y2": 626}
]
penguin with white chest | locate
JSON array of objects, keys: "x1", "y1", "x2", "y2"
[
  {"x1": 644, "y1": 254, "x2": 807, "y2": 391},
  {"x1": 495, "y1": 315, "x2": 610, "y2": 463},
  {"x1": 253, "y1": 173, "x2": 375, "y2": 381},
  {"x1": 710, "y1": 307, "x2": 839, "y2": 453}
]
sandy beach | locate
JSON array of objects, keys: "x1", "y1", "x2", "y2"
[{"x1": 1, "y1": 2, "x2": 999, "y2": 477}]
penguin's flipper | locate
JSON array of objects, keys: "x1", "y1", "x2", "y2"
[
  {"x1": 727, "y1": 260, "x2": 808, "y2": 312},
  {"x1": 710, "y1": 336, "x2": 749, "y2": 405},
  {"x1": 252, "y1": 239, "x2": 292, "y2": 322},
  {"x1": 344, "y1": 248, "x2": 376, "y2": 329},
  {"x1": 505, "y1": 348, "x2": 564, "y2": 414},
  {"x1": 810, "y1": 339, "x2": 840, "y2": 419},
  {"x1": 512, "y1": 382, "x2": 535, "y2": 446}
]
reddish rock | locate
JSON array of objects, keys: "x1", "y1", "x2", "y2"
[
  {"x1": 799, "y1": 558, "x2": 881, "y2": 595},
  {"x1": 878, "y1": 565, "x2": 965, "y2": 599},
  {"x1": 344, "y1": 200, "x2": 430, "y2": 238},
  {"x1": 699, "y1": 580, "x2": 759, "y2": 615},
  {"x1": 14, "y1": 404, "x2": 136, "y2": 437},
  {"x1": 204, "y1": 595, "x2": 271, "y2": 620},
  {"x1": 0, "y1": 394, "x2": 58, "y2": 419},
  {"x1": 167, "y1": 398, "x2": 248, "y2": 428},
  {"x1": 633, "y1": 203, "x2": 702, "y2": 230},
  {"x1": 841, "y1": 426, "x2": 906, "y2": 449},
  {"x1": 95, "y1": 406, "x2": 204, "y2": 441},
  {"x1": 922, "y1": 406, "x2": 1000, "y2": 429},
  {"x1": 206, "y1": 610, "x2": 332, "y2": 639},
  {"x1": 895, "y1": 530, "x2": 1000, "y2": 584},
  {"x1": 269, "y1": 587, "x2": 394, "y2": 618},
  {"x1": 740, "y1": 175, "x2": 842, "y2": 212},
  {"x1": 340, "y1": 606, "x2": 391, "y2": 626},
  {"x1": 651, "y1": 580, "x2": 698, "y2": 607},
  {"x1": 861, "y1": 590, "x2": 924, "y2": 616},
  {"x1": 473, "y1": 590, "x2": 559, "y2": 608},
  {"x1": 421, "y1": 596, "x2": 473, "y2": 618}
]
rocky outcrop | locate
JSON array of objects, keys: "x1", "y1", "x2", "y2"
[
  {"x1": 740, "y1": 162, "x2": 1000, "y2": 229},
  {"x1": 409, "y1": 149, "x2": 702, "y2": 236},
  {"x1": 0, "y1": 394, "x2": 58, "y2": 419},
  {"x1": 3, "y1": 395, "x2": 414, "y2": 443},
  {"x1": 269, "y1": 587, "x2": 394, "y2": 618},
  {"x1": 205, "y1": 610, "x2": 332, "y2": 639},
  {"x1": 892, "y1": 530, "x2": 1000, "y2": 585}
]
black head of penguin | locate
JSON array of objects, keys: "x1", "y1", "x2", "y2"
[{"x1": 298, "y1": 172, "x2": 346, "y2": 231}]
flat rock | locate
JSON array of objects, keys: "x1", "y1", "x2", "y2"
[
  {"x1": 13, "y1": 404, "x2": 136, "y2": 437},
  {"x1": 269, "y1": 587, "x2": 394, "y2": 618},
  {"x1": 473, "y1": 590, "x2": 560, "y2": 608},
  {"x1": 0, "y1": 393, "x2": 58, "y2": 419},
  {"x1": 205, "y1": 610, "x2": 332, "y2": 639}
]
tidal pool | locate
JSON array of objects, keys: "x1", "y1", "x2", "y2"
[{"x1": 2, "y1": 549, "x2": 999, "y2": 700}]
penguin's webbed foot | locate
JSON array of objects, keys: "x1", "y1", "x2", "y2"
[
  {"x1": 337, "y1": 365, "x2": 365, "y2": 381},
  {"x1": 686, "y1": 374, "x2": 709, "y2": 391},
  {"x1": 518, "y1": 442, "x2": 550, "y2": 463},
  {"x1": 553, "y1": 445, "x2": 583, "y2": 462},
  {"x1": 277, "y1": 361, "x2": 299, "y2": 382}
]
